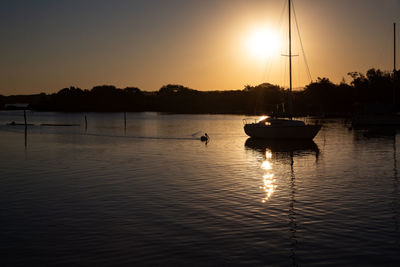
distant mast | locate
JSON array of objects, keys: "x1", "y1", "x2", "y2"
[
  {"x1": 394, "y1": 23, "x2": 397, "y2": 72},
  {"x1": 394, "y1": 23, "x2": 397, "y2": 107},
  {"x1": 288, "y1": 0, "x2": 293, "y2": 120}
]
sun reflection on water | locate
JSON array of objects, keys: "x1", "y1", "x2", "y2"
[
  {"x1": 260, "y1": 149, "x2": 277, "y2": 203},
  {"x1": 261, "y1": 160, "x2": 272, "y2": 170}
]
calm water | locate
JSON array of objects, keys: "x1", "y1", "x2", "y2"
[{"x1": 0, "y1": 111, "x2": 399, "y2": 266}]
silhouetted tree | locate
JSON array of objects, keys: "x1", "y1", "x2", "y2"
[
  {"x1": 2, "y1": 68, "x2": 399, "y2": 115},
  {"x1": 244, "y1": 83, "x2": 284, "y2": 114}
]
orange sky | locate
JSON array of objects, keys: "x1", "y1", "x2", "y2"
[{"x1": 0, "y1": 0, "x2": 399, "y2": 95}]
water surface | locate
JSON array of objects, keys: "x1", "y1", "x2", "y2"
[{"x1": 0, "y1": 111, "x2": 399, "y2": 266}]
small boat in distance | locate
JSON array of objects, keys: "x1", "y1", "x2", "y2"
[{"x1": 243, "y1": 0, "x2": 321, "y2": 140}]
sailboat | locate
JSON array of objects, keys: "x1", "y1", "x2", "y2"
[{"x1": 244, "y1": 0, "x2": 321, "y2": 140}]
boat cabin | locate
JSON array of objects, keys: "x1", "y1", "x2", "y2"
[{"x1": 258, "y1": 117, "x2": 306, "y2": 126}]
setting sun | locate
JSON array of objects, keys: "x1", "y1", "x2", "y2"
[{"x1": 247, "y1": 27, "x2": 282, "y2": 60}]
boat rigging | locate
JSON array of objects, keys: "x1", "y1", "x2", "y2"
[{"x1": 243, "y1": 0, "x2": 321, "y2": 140}]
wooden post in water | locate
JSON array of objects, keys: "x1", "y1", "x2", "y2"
[
  {"x1": 24, "y1": 109, "x2": 27, "y2": 148},
  {"x1": 85, "y1": 115, "x2": 88, "y2": 131},
  {"x1": 24, "y1": 125, "x2": 27, "y2": 148},
  {"x1": 124, "y1": 112, "x2": 127, "y2": 131},
  {"x1": 23, "y1": 109, "x2": 27, "y2": 127}
]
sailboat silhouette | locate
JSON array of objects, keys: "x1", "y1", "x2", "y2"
[{"x1": 244, "y1": 0, "x2": 321, "y2": 140}]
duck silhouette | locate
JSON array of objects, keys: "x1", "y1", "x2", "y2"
[{"x1": 200, "y1": 133, "x2": 209, "y2": 142}]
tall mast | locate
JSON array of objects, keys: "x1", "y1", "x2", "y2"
[
  {"x1": 394, "y1": 23, "x2": 397, "y2": 107},
  {"x1": 288, "y1": 0, "x2": 293, "y2": 120},
  {"x1": 394, "y1": 23, "x2": 397, "y2": 72}
]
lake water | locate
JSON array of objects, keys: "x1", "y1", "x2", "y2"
[{"x1": 0, "y1": 111, "x2": 399, "y2": 266}]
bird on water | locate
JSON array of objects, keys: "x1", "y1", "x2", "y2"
[{"x1": 200, "y1": 133, "x2": 209, "y2": 142}]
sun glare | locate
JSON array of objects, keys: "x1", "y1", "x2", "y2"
[
  {"x1": 247, "y1": 27, "x2": 281, "y2": 60},
  {"x1": 257, "y1": 115, "x2": 269, "y2": 122}
]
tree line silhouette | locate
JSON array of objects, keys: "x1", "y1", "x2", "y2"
[{"x1": 1, "y1": 68, "x2": 399, "y2": 116}]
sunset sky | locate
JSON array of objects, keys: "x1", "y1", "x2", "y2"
[{"x1": 1, "y1": 0, "x2": 399, "y2": 95}]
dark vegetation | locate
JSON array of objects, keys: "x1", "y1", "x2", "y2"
[{"x1": 1, "y1": 68, "x2": 399, "y2": 116}]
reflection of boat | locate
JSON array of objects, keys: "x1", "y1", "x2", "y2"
[
  {"x1": 245, "y1": 137, "x2": 319, "y2": 155},
  {"x1": 245, "y1": 134, "x2": 319, "y2": 266},
  {"x1": 243, "y1": 0, "x2": 321, "y2": 140}
]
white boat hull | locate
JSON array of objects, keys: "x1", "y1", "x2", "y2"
[{"x1": 244, "y1": 124, "x2": 321, "y2": 140}]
